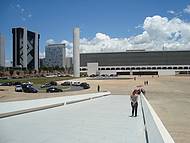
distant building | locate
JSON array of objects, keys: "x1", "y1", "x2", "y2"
[
  {"x1": 65, "y1": 57, "x2": 72, "y2": 68},
  {"x1": 45, "y1": 43, "x2": 66, "y2": 68},
  {"x1": 12, "y1": 27, "x2": 40, "y2": 70},
  {"x1": 39, "y1": 58, "x2": 45, "y2": 68},
  {"x1": 80, "y1": 51, "x2": 190, "y2": 76},
  {"x1": 0, "y1": 33, "x2": 5, "y2": 67}
]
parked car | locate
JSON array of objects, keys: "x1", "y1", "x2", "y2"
[
  {"x1": 89, "y1": 74, "x2": 96, "y2": 77},
  {"x1": 41, "y1": 83, "x2": 52, "y2": 88},
  {"x1": 80, "y1": 82, "x2": 90, "y2": 89},
  {"x1": 15, "y1": 85, "x2": 23, "y2": 92},
  {"x1": 13, "y1": 81, "x2": 22, "y2": 86},
  {"x1": 49, "y1": 81, "x2": 57, "y2": 86},
  {"x1": 0, "y1": 82, "x2": 13, "y2": 86},
  {"x1": 22, "y1": 86, "x2": 38, "y2": 93},
  {"x1": 46, "y1": 87, "x2": 63, "y2": 93},
  {"x1": 61, "y1": 81, "x2": 72, "y2": 86},
  {"x1": 21, "y1": 83, "x2": 31, "y2": 89},
  {"x1": 72, "y1": 81, "x2": 81, "y2": 86}
]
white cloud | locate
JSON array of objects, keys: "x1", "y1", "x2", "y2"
[
  {"x1": 167, "y1": 10, "x2": 175, "y2": 14},
  {"x1": 46, "y1": 39, "x2": 55, "y2": 45},
  {"x1": 184, "y1": 5, "x2": 190, "y2": 14},
  {"x1": 95, "y1": 33, "x2": 110, "y2": 41},
  {"x1": 47, "y1": 15, "x2": 190, "y2": 57},
  {"x1": 5, "y1": 59, "x2": 12, "y2": 67},
  {"x1": 79, "y1": 15, "x2": 190, "y2": 53},
  {"x1": 39, "y1": 51, "x2": 45, "y2": 59},
  {"x1": 61, "y1": 40, "x2": 73, "y2": 48}
]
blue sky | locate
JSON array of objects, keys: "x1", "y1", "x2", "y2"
[{"x1": 1, "y1": 0, "x2": 190, "y2": 63}]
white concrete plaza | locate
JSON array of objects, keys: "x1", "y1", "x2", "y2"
[{"x1": 0, "y1": 95, "x2": 146, "y2": 143}]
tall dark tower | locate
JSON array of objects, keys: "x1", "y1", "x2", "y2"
[{"x1": 12, "y1": 27, "x2": 40, "y2": 70}]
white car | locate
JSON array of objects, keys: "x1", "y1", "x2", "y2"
[
  {"x1": 72, "y1": 81, "x2": 81, "y2": 86},
  {"x1": 15, "y1": 85, "x2": 22, "y2": 92}
]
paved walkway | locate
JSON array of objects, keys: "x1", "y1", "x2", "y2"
[{"x1": 0, "y1": 95, "x2": 146, "y2": 143}]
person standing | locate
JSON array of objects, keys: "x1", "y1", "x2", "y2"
[
  {"x1": 97, "y1": 85, "x2": 100, "y2": 92},
  {"x1": 130, "y1": 89, "x2": 140, "y2": 117}
]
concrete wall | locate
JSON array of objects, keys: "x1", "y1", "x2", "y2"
[
  {"x1": 87, "y1": 63, "x2": 98, "y2": 75},
  {"x1": 140, "y1": 93, "x2": 175, "y2": 143},
  {"x1": 158, "y1": 70, "x2": 175, "y2": 75}
]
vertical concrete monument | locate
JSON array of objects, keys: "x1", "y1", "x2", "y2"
[
  {"x1": 0, "y1": 33, "x2": 5, "y2": 67},
  {"x1": 73, "y1": 27, "x2": 80, "y2": 77}
]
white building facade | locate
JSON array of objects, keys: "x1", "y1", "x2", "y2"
[
  {"x1": 80, "y1": 51, "x2": 190, "y2": 76},
  {"x1": 0, "y1": 34, "x2": 5, "y2": 67},
  {"x1": 45, "y1": 44, "x2": 66, "y2": 68}
]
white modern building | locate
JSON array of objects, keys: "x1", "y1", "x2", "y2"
[
  {"x1": 45, "y1": 44, "x2": 66, "y2": 68},
  {"x1": 0, "y1": 33, "x2": 5, "y2": 67},
  {"x1": 12, "y1": 27, "x2": 40, "y2": 70},
  {"x1": 80, "y1": 50, "x2": 190, "y2": 76}
]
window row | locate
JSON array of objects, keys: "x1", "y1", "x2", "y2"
[{"x1": 98, "y1": 66, "x2": 190, "y2": 70}]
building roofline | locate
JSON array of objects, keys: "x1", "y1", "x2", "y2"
[
  {"x1": 47, "y1": 43, "x2": 66, "y2": 46},
  {"x1": 12, "y1": 27, "x2": 39, "y2": 35},
  {"x1": 80, "y1": 50, "x2": 190, "y2": 54}
]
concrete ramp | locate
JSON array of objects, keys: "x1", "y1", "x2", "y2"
[{"x1": 0, "y1": 93, "x2": 175, "y2": 143}]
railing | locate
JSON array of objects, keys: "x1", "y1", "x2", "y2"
[{"x1": 140, "y1": 93, "x2": 175, "y2": 143}]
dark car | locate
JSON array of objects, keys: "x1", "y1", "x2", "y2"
[
  {"x1": 46, "y1": 87, "x2": 63, "y2": 93},
  {"x1": 49, "y1": 81, "x2": 57, "y2": 86},
  {"x1": 22, "y1": 86, "x2": 38, "y2": 93},
  {"x1": 80, "y1": 82, "x2": 90, "y2": 89},
  {"x1": 13, "y1": 81, "x2": 22, "y2": 86},
  {"x1": 61, "y1": 81, "x2": 72, "y2": 86},
  {"x1": 0, "y1": 82, "x2": 13, "y2": 86}
]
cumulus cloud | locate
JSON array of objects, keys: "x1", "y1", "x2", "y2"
[
  {"x1": 184, "y1": 5, "x2": 190, "y2": 14},
  {"x1": 46, "y1": 39, "x2": 55, "y2": 45},
  {"x1": 49, "y1": 15, "x2": 190, "y2": 57},
  {"x1": 39, "y1": 51, "x2": 45, "y2": 59}
]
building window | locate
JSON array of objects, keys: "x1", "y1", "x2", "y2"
[
  {"x1": 111, "y1": 68, "x2": 115, "y2": 70},
  {"x1": 106, "y1": 68, "x2": 110, "y2": 70},
  {"x1": 121, "y1": 67, "x2": 125, "y2": 70},
  {"x1": 141, "y1": 67, "x2": 146, "y2": 70}
]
